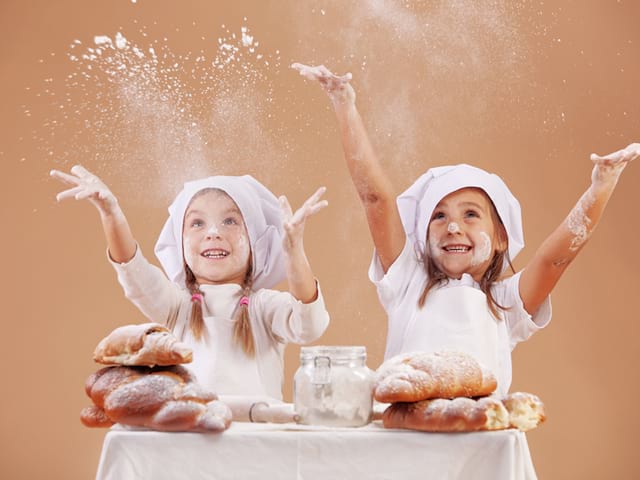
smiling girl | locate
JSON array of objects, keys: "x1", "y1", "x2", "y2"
[
  {"x1": 51, "y1": 166, "x2": 330, "y2": 405},
  {"x1": 293, "y1": 63, "x2": 638, "y2": 396}
]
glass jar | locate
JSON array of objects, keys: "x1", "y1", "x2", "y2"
[{"x1": 294, "y1": 346, "x2": 374, "y2": 427}]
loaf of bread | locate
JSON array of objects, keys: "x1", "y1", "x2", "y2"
[
  {"x1": 93, "y1": 323, "x2": 192, "y2": 367},
  {"x1": 81, "y1": 365, "x2": 231, "y2": 432},
  {"x1": 382, "y1": 396, "x2": 509, "y2": 432},
  {"x1": 374, "y1": 351, "x2": 497, "y2": 403},
  {"x1": 503, "y1": 391, "x2": 545, "y2": 431}
]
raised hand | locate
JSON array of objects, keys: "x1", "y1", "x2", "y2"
[
  {"x1": 279, "y1": 186, "x2": 328, "y2": 254},
  {"x1": 590, "y1": 142, "x2": 639, "y2": 186},
  {"x1": 291, "y1": 63, "x2": 355, "y2": 106},
  {"x1": 50, "y1": 165, "x2": 135, "y2": 262},
  {"x1": 50, "y1": 165, "x2": 119, "y2": 216}
]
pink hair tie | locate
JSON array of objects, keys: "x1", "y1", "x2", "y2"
[
  {"x1": 239, "y1": 296, "x2": 249, "y2": 307},
  {"x1": 191, "y1": 293, "x2": 203, "y2": 303}
]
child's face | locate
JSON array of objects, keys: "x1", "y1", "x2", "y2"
[
  {"x1": 427, "y1": 187, "x2": 506, "y2": 282},
  {"x1": 182, "y1": 190, "x2": 251, "y2": 286}
]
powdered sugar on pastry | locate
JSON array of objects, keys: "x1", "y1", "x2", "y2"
[
  {"x1": 82, "y1": 365, "x2": 231, "y2": 432},
  {"x1": 382, "y1": 395, "x2": 509, "y2": 432},
  {"x1": 93, "y1": 323, "x2": 193, "y2": 367},
  {"x1": 374, "y1": 351, "x2": 497, "y2": 403}
]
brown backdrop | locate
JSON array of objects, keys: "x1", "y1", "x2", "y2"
[{"x1": 2, "y1": 1, "x2": 639, "y2": 478}]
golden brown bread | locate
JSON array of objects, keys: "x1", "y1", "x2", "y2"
[
  {"x1": 503, "y1": 391, "x2": 546, "y2": 431},
  {"x1": 374, "y1": 351, "x2": 497, "y2": 403},
  {"x1": 382, "y1": 397, "x2": 510, "y2": 432},
  {"x1": 81, "y1": 365, "x2": 231, "y2": 432},
  {"x1": 93, "y1": 323, "x2": 192, "y2": 367},
  {"x1": 80, "y1": 405, "x2": 114, "y2": 428}
]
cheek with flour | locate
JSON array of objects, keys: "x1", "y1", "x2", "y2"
[
  {"x1": 182, "y1": 236, "x2": 195, "y2": 270},
  {"x1": 470, "y1": 232, "x2": 492, "y2": 267},
  {"x1": 427, "y1": 234, "x2": 442, "y2": 260},
  {"x1": 235, "y1": 232, "x2": 251, "y2": 266}
]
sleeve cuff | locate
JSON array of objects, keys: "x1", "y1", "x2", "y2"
[
  {"x1": 505, "y1": 271, "x2": 552, "y2": 348},
  {"x1": 289, "y1": 280, "x2": 330, "y2": 343},
  {"x1": 106, "y1": 243, "x2": 140, "y2": 267}
]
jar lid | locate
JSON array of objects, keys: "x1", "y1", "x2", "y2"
[{"x1": 300, "y1": 345, "x2": 367, "y2": 361}]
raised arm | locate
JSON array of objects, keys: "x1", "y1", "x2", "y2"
[
  {"x1": 279, "y1": 187, "x2": 328, "y2": 303},
  {"x1": 519, "y1": 143, "x2": 639, "y2": 314},
  {"x1": 292, "y1": 63, "x2": 405, "y2": 271},
  {"x1": 50, "y1": 165, "x2": 137, "y2": 263}
]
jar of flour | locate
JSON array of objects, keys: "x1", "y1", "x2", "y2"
[{"x1": 294, "y1": 346, "x2": 374, "y2": 427}]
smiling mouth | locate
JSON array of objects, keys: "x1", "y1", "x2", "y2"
[
  {"x1": 443, "y1": 245, "x2": 471, "y2": 253},
  {"x1": 201, "y1": 248, "x2": 229, "y2": 259}
]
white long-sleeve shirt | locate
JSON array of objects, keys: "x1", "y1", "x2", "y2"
[{"x1": 110, "y1": 247, "x2": 330, "y2": 400}]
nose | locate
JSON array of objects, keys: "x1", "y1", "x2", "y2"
[
  {"x1": 447, "y1": 222, "x2": 461, "y2": 234},
  {"x1": 205, "y1": 226, "x2": 221, "y2": 239}
]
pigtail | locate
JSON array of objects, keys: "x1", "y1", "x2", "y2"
[
  {"x1": 185, "y1": 265, "x2": 207, "y2": 341},
  {"x1": 233, "y1": 267, "x2": 255, "y2": 357}
]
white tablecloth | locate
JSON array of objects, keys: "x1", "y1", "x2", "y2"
[{"x1": 96, "y1": 422, "x2": 537, "y2": 480}]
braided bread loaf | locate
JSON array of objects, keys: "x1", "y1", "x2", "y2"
[
  {"x1": 93, "y1": 323, "x2": 193, "y2": 367},
  {"x1": 381, "y1": 392, "x2": 545, "y2": 432},
  {"x1": 80, "y1": 365, "x2": 231, "y2": 432},
  {"x1": 374, "y1": 351, "x2": 497, "y2": 403},
  {"x1": 383, "y1": 396, "x2": 509, "y2": 432}
]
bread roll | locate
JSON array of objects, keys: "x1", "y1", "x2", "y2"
[
  {"x1": 503, "y1": 391, "x2": 545, "y2": 431},
  {"x1": 82, "y1": 365, "x2": 231, "y2": 432},
  {"x1": 93, "y1": 323, "x2": 192, "y2": 367},
  {"x1": 80, "y1": 405, "x2": 114, "y2": 428},
  {"x1": 374, "y1": 351, "x2": 497, "y2": 403},
  {"x1": 382, "y1": 396, "x2": 509, "y2": 432}
]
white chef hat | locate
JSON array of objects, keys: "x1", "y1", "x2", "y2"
[
  {"x1": 154, "y1": 175, "x2": 286, "y2": 290},
  {"x1": 397, "y1": 164, "x2": 524, "y2": 269}
]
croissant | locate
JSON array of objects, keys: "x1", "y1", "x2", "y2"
[
  {"x1": 382, "y1": 396, "x2": 510, "y2": 432},
  {"x1": 81, "y1": 365, "x2": 232, "y2": 432},
  {"x1": 93, "y1": 323, "x2": 192, "y2": 367},
  {"x1": 374, "y1": 351, "x2": 497, "y2": 403}
]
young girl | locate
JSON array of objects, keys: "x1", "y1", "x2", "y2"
[
  {"x1": 292, "y1": 63, "x2": 638, "y2": 396},
  {"x1": 50, "y1": 165, "x2": 330, "y2": 409}
]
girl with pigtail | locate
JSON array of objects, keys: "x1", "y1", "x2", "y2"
[{"x1": 51, "y1": 166, "x2": 330, "y2": 419}]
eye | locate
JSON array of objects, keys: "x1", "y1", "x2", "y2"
[
  {"x1": 431, "y1": 211, "x2": 445, "y2": 221},
  {"x1": 222, "y1": 216, "x2": 239, "y2": 226},
  {"x1": 464, "y1": 210, "x2": 480, "y2": 218},
  {"x1": 190, "y1": 219, "x2": 204, "y2": 228}
]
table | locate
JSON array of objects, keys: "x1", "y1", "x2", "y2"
[{"x1": 96, "y1": 422, "x2": 538, "y2": 480}]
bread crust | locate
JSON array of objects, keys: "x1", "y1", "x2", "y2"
[
  {"x1": 93, "y1": 323, "x2": 193, "y2": 367},
  {"x1": 82, "y1": 365, "x2": 231, "y2": 432},
  {"x1": 382, "y1": 396, "x2": 510, "y2": 432},
  {"x1": 374, "y1": 351, "x2": 497, "y2": 403}
]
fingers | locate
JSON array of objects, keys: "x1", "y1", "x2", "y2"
[
  {"x1": 55, "y1": 186, "x2": 84, "y2": 202},
  {"x1": 50, "y1": 169, "x2": 80, "y2": 186},
  {"x1": 279, "y1": 195, "x2": 293, "y2": 221},
  {"x1": 591, "y1": 143, "x2": 640, "y2": 165},
  {"x1": 291, "y1": 62, "x2": 351, "y2": 84},
  {"x1": 288, "y1": 187, "x2": 328, "y2": 226},
  {"x1": 306, "y1": 199, "x2": 329, "y2": 217},
  {"x1": 70, "y1": 164, "x2": 94, "y2": 178}
]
